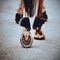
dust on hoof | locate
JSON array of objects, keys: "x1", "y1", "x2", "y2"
[{"x1": 20, "y1": 30, "x2": 33, "y2": 48}]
